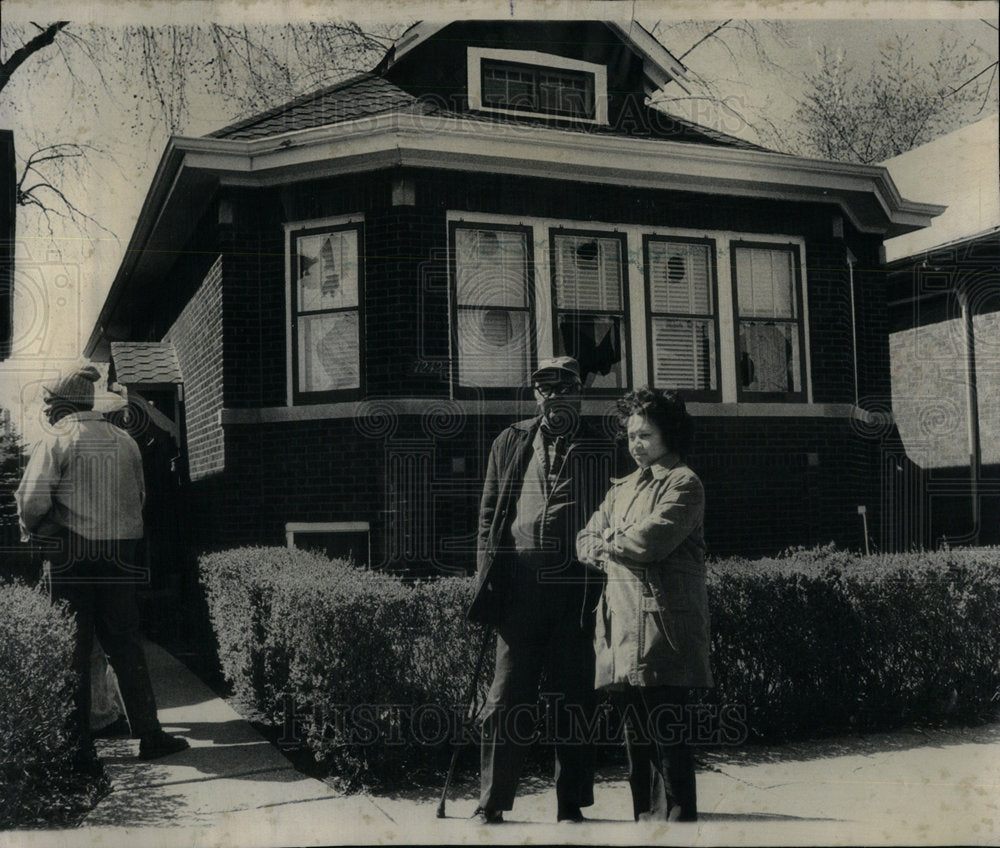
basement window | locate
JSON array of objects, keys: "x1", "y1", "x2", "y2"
[{"x1": 286, "y1": 521, "x2": 370, "y2": 567}]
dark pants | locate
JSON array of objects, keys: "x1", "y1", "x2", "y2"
[
  {"x1": 479, "y1": 559, "x2": 595, "y2": 812},
  {"x1": 48, "y1": 534, "x2": 161, "y2": 754},
  {"x1": 615, "y1": 684, "x2": 697, "y2": 821}
]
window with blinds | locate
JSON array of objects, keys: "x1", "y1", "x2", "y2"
[
  {"x1": 291, "y1": 223, "x2": 364, "y2": 401},
  {"x1": 731, "y1": 243, "x2": 805, "y2": 400},
  {"x1": 644, "y1": 237, "x2": 718, "y2": 397},
  {"x1": 550, "y1": 231, "x2": 628, "y2": 390},
  {"x1": 452, "y1": 224, "x2": 535, "y2": 389}
]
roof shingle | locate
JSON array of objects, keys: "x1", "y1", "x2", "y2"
[
  {"x1": 110, "y1": 342, "x2": 183, "y2": 385},
  {"x1": 209, "y1": 74, "x2": 420, "y2": 141},
  {"x1": 207, "y1": 63, "x2": 768, "y2": 150}
]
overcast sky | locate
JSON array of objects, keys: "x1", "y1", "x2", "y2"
[{"x1": 2, "y1": 0, "x2": 997, "y2": 440}]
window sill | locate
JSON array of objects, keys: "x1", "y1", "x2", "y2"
[{"x1": 219, "y1": 400, "x2": 872, "y2": 425}]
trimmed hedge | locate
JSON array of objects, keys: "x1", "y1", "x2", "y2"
[
  {"x1": 200, "y1": 548, "x2": 480, "y2": 788},
  {"x1": 0, "y1": 581, "x2": 83, "y2": 828},
  {"x1": 707, "y1": 544, "x2": 1000, "y2": 739},
  {"x1": 199, "y1": 545, "x2": 1000, "y2": 788}
]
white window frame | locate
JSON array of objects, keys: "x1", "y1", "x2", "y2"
[
  {"x1": 730, "y1": 241, "x2": 809, "y2": 402},
  {"x1": 549, "y1": 228, "x2": 633, "y2": 394},
  {"x1": 284, "y1": 214, "x2": 365, "y2": 406},
  {"x1": 643, "y1": 234, "x2": 722, "y2": 401},
  {"x1": 285, "y1": 521, "x2": 371, "y2": 566},
  {"x1": 467, "y1": 47, "x2": 609, "y2": 125},
  {"x1": 446, "y1": 210, "x2": 813, "y2": 404},
  {"x1": 449, "y1": 221, "x2": 537, "y2": 394}
]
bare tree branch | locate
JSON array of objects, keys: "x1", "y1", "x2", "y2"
[
  {"x1": 972, "y1": 63, "x2": 999, "y2": 115},
  {"x1": 4, "y1": 20, "x2": 407, "y2": 236},
  {"x1": 950, "y1": 60, "x2": 1000, "y2": 96},
  {"x1": 677, "y1": 20, "x2": 733, "y2": 61},
  {"x1": 0, "y1": 21, "x2": 69, "y2": 93}
]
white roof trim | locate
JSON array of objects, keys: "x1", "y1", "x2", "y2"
[
  {"x1": 389, "y1": 21, "x2": 449, "y2": 64},
  {"x1": 604, "y1": 21, "x2": 691, "y2": 94},
  {"x1": 85, "y1": 112, "x2": 943, "y2": 358},
  {"x1": 169, "y1": 111, "x2": 942, "y2": 235}
]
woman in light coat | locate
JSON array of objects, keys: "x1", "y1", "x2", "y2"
[{"x1": 576, "y1": 387, "x2": 712, "y2": 822}]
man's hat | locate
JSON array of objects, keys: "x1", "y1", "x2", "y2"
[
  {"x1": 531, "y1": 356, "x2": 581, "y2": 384},
  {"x1": 43, "y1": 365, "x2": 101, "y2": 407}
]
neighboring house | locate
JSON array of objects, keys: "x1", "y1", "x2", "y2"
[
  {"x1": 882, "y1": 115, "x2": 1000, "y2": 548},
  {"x1": 84, "y1": 20, "x2": 943, "y2": 574}
]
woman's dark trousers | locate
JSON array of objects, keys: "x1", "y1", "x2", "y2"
[{"x1": 616, "y1": 684, "x2": 697, "y2": 821}]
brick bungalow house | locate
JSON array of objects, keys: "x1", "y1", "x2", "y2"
[{"x1": 84, "y1": 20, "x2": 943, "y2": 577}]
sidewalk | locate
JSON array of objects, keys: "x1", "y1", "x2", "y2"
[{"x1": 3, "y1": 641, "x2": 999, "y2": 847}]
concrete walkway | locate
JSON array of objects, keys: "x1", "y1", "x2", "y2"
[{"x1": 3, "y1": 642, "x2": 999, "y2": 847}]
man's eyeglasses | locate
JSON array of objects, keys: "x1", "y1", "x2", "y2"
[{"x1": 533, "y1": 381, "x2": 581, "y2": 398}]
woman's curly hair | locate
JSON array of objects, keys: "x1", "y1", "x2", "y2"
[{"x1": 616, "y1": 387, "x2": 694, "y2": 457}]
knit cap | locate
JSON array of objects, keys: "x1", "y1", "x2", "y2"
[{"x1": 43, "y1": 365, "x2": 102, "y2": 407}]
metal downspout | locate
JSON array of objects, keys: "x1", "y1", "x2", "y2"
[{"x1": 956, "y1": 284, "x2": 981, "y2": 544}]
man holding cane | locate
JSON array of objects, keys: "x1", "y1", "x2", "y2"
[{"x1": 467, "y1": 356, "x2": 605, "y2": 825}]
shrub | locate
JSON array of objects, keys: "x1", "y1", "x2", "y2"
[
  {"x1": 199, "y1": 545, "x2": 1000, "y2": 789},
  {"x1": 199, "y1": 546, "x2": 334, "y2": 712},
  {"x1": 199, "y1": 548, "x2": 481, "y2": 788},
  {"x1": 0, "y1": 580, "x2": 85, "y2": 828},
  {"x1": 706, "y1": 545, "x2": 1000, "y2": 740}
]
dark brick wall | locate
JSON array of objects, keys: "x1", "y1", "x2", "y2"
[
  {"x1": 695, "y1": 415, "x2": 878, "y2": 556},
  {"x1": 219, "y1": 190, "x2": 287, "y2": 408},
  {"x1": 165, "y1": 255, "x2": 224, "y2": 481},
  {"x1": 210, "y1": 411, "x2": 881, "y2": 569},
  {"x1": 857, "y1": 261, "x2": 894, "y2": 403},
  {"x1": 218, "y1": 176, "x2": 453, "y2": 404},
  {"x1": 805, "y1": 241, "x2": 854, "y2": 403}
]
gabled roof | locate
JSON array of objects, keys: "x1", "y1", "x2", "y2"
[
  {"x1": 206, "y1": 20, "x2": 747, "y2": 149},
  {"x1": 110, "y1": 342, "x2": 183, "y2": 385},
  {"x1": 83, "y1": 22, "x2": 946, "y2": 360},
  {"x1": 381, "y1": 20, "x2": 691, "y2": 96}
]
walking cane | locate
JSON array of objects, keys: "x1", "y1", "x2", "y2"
[{"x1": 436, "y1": 624, "x2": 493, "y2": 818}]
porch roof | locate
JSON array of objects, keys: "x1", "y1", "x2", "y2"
[{"x1": 110, "y1": 342, "x2": 183, "y2": 386}]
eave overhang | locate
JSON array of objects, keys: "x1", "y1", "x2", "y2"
[{"x1": 85, "y1": 112, "x2": 944, "y2": 358}]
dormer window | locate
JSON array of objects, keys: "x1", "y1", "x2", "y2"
[
  {"x1": 482, "y1": 61, "x2": 595, "y2": 118},
  {"x1": 468, "y1": 47, "x2": 608, "y2": 125}
]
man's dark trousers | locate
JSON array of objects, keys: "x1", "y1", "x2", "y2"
[
  {"x1": 479, "y1": 557, "x2": 595, "y2": 812},
  {"x1": 49, "y1": 534, "x2": 160, "y2": 751}
]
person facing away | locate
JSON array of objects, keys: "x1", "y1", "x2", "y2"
[
  {"x1": 15, "y1": 365, "x2": 189, "y2": 778},
  {"x1": 467, "y1": 356, "x2": 608, "y2": 825},
  {"x1": 576, "y1": 387, "x2": 713, "y2": 823}
]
